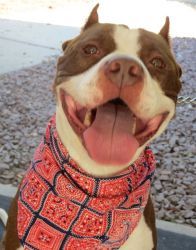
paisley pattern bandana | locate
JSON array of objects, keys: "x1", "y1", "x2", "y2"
[{"x1": 17, "y1": 115, "x2": 156, "y2": 250}]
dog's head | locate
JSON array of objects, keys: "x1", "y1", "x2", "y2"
[{"x1": 53, "y1": 5, "x2": 181, "y2": 175}]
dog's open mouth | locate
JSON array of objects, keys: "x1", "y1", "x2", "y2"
[{"x1": 60, "y1": 89, "x2": 167, "y2": 165}]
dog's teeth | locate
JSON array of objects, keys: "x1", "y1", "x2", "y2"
[
  {"x1": 84, "y1": 111, "x2": 92, "y2": 127},
  {"x1": 131, "y1": 117, "x2": 137, "y2": 134}
]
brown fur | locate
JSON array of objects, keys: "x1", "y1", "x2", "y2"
[
  {"x1": 3, "y1": 191, "x2": 20, "y2": 250},
  {"x1": 144, "y1": 197, "x2": 157, "y2": 250},
  {"x1": 54, "y1": 23, "x2": 116, "y2": 86},
  {"x1": 138, "y1": 29, "x2": 181, "y2": 102},
  {"x1": 83, "y1": 4, "x2": 99, "y2": 30}
]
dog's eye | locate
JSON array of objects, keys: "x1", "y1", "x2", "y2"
[
  {"x1": 83, "y1": 45, "x2": 99, "y2": 55},
  {"x1": 150, "y1": 58, "x2": 165, "y2": 69}
]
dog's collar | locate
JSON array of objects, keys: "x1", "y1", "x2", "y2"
[{"x1": 17, "y1": 115, "x2": 156, "y2": 249}]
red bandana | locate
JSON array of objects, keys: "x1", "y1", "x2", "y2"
[{"x1": 17, "y1": 115, "x2": 156, "y2": 250}]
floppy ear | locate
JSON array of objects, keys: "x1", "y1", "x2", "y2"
[
  {"x1": 159, "y1": 16, "x2": 170, "y2": 45},
  {"x1": 83, "y1": 4, "x2": 99, "y2": 30}
]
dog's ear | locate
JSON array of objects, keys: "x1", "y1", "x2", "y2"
[
  {"x1": 177, "y1": 64, "x2": 182, "y2": 78},
  {"x1": 62, "y1": 40, "x2": 71, "y2": 51},
  {"x1": 83, "y1": 4, "x2": 99, "y2": 30},
  {"x1": 159, "y1": 16, "x2": 170, "y2": 45}
]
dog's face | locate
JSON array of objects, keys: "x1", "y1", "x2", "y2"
[{"x1": 54, "y1": 5, "x2": 181, "y2": 173}]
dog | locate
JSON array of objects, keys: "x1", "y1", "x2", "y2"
[{"x1": 1, "y1": 4, "x2": 181, "y2": 250}]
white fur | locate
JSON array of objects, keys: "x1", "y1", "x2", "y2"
[
  {"x1": 0, "y1": 208, "x2": 8, "y2": 226},
  {"x1": 16, "y1": 247, "x2": 24, "y2": 250},
  {"x1": 120, "y1": 215, "x2": 154, "y2": 250},
  {"x1": 114, "y1": 27, "x2": 140, "y2": 57},
  {"x1": 58, "y1": 63, "x2": 103, "y2": 108}
]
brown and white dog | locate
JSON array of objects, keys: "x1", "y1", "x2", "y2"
[{"x1": 2, "y1": 4, "x2": 181, "y2": 250}]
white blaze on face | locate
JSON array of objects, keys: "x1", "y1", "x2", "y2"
[{"x1": 114, "y1": 26, "x2": 141, "y2": 56}]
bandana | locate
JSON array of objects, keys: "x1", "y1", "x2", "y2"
[{"x1": 17, "y1": 115, "x2": 156, "y2": 250}]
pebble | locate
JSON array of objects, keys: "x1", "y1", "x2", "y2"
[
  {"x1": 1, "y1": 172, "x2": 15, "y2": 180},
  {"x1": 157, "y1": 210, "x2": 165, "y2": 218},
  {"x1": 191, "y1": 219, "x2": 196, "y2": 226},
  {"x1": 168, "y1": 195, "x2": 179, "y2": 205},
  {"x1": 154, "y1": 180, "x2": 163, "y2": 191},
  {"x1": 160, "y1": 175, "x2": 169, "y2": 181},
  {"x1": 156, "y1": 193, "x2": 165, "y2": 203},
  {"x1": 0, "y1": 39, "x2": 195, "y2": 227},
  {"x1": 184, "y1": 211, "x2": 194, "y2": 219},
  {"x1": 0, "y1": 163, "x2": 9, "y2": 170}
]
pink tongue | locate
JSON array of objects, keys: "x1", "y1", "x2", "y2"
[{"x1": 83, "y1": 104, "x2": 139, "y2": 166}]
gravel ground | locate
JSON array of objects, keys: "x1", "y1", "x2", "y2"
[{"x1": 0, "y1": 38, "x2": 195, "y2": 227}]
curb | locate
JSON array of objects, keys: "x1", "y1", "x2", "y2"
[
  {"x1": 0, "y1": 184, "x2": 17, "y2": 197},
  {"x1": 156, "y1": 219, "x2": 196, "y2": 238},
  {"x1": 0, "y1": 184, "x2": 195, "y2": 238}
]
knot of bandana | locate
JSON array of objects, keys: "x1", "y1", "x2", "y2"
[{"x1": 17, "y1": 115, "x2": 156, "y2": 249}]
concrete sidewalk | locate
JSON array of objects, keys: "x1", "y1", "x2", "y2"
[{"x1": 0, "y1": 19, "x2": 79, "y2": 74}]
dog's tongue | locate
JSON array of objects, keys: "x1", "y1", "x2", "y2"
[{"x1": 83, "y1": 104, "x2": 139, "y2": 165}]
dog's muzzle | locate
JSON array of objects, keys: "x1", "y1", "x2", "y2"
[{"x1": 59, "y1": 54, "x2": 170, "y2": 166}]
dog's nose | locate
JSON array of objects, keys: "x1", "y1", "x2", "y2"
[{"x1": 105, "y1": 58, "x2": 143, "y2": 87}]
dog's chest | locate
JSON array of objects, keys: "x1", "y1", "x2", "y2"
[{"x1": 17, "y1": 117, "x2": 155, "y2": 249}]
